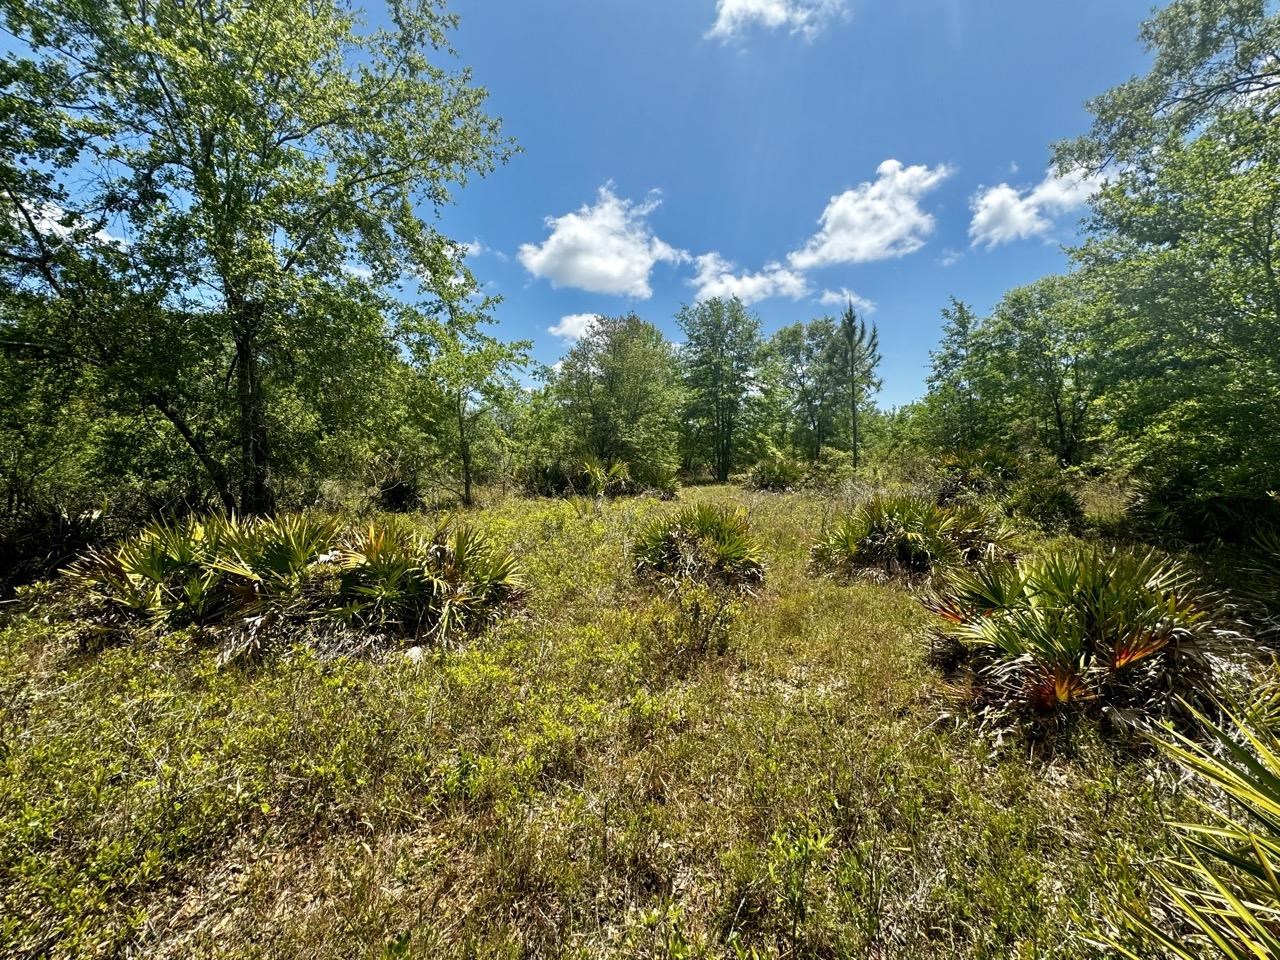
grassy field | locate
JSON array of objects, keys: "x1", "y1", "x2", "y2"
[{"x1": 0, "y1": 487, "x2": 1185, "y2": 958}]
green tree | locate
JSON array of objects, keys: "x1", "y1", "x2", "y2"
[
  {"x1": 554, "y1": 314, "x2": 682, "y2": 485},
  {"x1": 0, "y1": 0, "x2": 509, "y2": 512},
  {"x1": 925, "y1": 298, "x2": 984, "y2": 454},
  {"x1": 405, "y1": 306, "x2": 529, "y2": 507},
  {"x1": 677, "y1": 297, "x2": 762, "y2": 481},
  {"x1": 768, "y1": 317, "x2": 839, "y2": 461},
  {"x1": 1074, "y1": 106, "x2": 1280, "y2": 515},
  {"x1": 1056, "y1": 0, "x2": 1280, "y2": 172},
  {"x1": 827, "y1": 304, "x2": 882, "y2": 470},
  {"x1": 983, "y1": 277, "x2": 1098, "y2": 467}
]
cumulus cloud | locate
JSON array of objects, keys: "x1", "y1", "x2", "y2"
[
  {"x1": 518, "y1": 184, "x2": 687, "y2": 298},
  {"x1": 818, "y1": 287, "x2": 876, "y2": 313},
  {"x1": 691, "y1": 252, "x2": 809, "y2": 305},
  {"x1": 787, "y1": 160, "x2": 953, "y2": 270},
  {"x1": 968, "y1": 168, "x2": 1105, "y2": 248},
  {"x1": 706, "y1": 0, "x2": 847, "y2": 41},
  {"x1": 548, "y1": 313, "x2": 598, "y2": 341}
]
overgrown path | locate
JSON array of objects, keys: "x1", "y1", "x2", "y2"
[{"x1": 1, "y1": 488, "x2": 1175, "y2": 958}]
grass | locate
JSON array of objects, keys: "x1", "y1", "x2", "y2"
[{"x1": 0, "y1": 487, "x2": 1192, "y2": 958}]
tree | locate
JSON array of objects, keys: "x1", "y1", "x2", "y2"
[
  {"x1": 975, "y1": 278, "x2": 1098, "y2": 468},
  {"x1": 925, "y1": 298, "x2": 984, "y2": 454},
  {"x1": 405, "y1": 305, "x2": 529, "y2": 507},
  {"x1": 768, "y1": 317, "x2": 839, "y2": 461},
  {"x1": 677, "y1": 297, "x2": 762, "y2": 481},
  {"x1": 1056, "y1": 0, "x2": 1280, "y2": 172},
  {"x1": 554, "y1": 314, "x2": 683, "y2": 484},
  {"x1": 1073, "y1": 106, "x2": 1280, "y2": 514},
  {"x1": 827, "y1": 304, "x2": 882, "y2": 470},
  {"x1": 0, "y1": 0, "x2": 509, "y2": 512}
]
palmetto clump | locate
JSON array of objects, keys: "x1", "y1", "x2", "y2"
[
  {"x1": 633, "y1": 503, "x2": 765, "y2": 591},
  {"x1": 811, "y1": 495, "x2": 1019, "y2": 580},
  {"x1": 925, "y1": 546, "x2": 1238, "y2": 729},
  {"x1": 64, "y1": 512, "x2": 524, "y2": 652},
  {"x1": 1108, "y1": 698, "x2": 1280, "y2": 958}
]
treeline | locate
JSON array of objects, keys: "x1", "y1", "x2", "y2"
[{"x1": 1, "y1": 0, "x2": 1278, "y2": 575}]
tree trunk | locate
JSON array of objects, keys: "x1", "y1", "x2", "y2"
[
  {"x1": 233, "y1": 320, "x2": 273, "y2": 515},
  {"x1": 148, "y1": 393, "x2": 237, "y2": 512},
  {"x1": 457, "y1": 390, "x2": 473, "y2": 506}
]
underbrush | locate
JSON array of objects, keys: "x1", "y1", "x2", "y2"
[
  {"x1": 0, "y1": 488, "x2": 1202, "y2": 958},
  {"x1": 55, "y1": 512, "x2": 524, "y2": 656},
  {"x1": 925, "y1": 546, "x2": 1242, "y2": 732},
  {"x1": 1105, "y1": 689, "x2": 1280, "y2": 958},
  {"x1": 633, "y1": 502, "x2": 765, "y2": 590},
  {"x1": 811, "y1": 494, "x2": 1020, "y2": 580}
]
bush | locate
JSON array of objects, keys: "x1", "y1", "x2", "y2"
[
  {"x1": 744, "y1": 446, "x2": 805, "y2": 492},
  {"x1": 934, "y1": 448, "x2": 1018, "y2": 505},
  {"x1": 925, "y1": 546, "x2": 1235, "y2": 729},
  {"x1": 1004, "y1": 471, "x2": 1084, "y2": 530},
  {"x1": 811, "y1": 495, "x2": 1019, "y2": 579},
  {"x1": 1107, "y1": 701, "x2": 1280, "y2": 958},
  {"x1": 633, "y1": 503, "x2": 765, "y2": 590},
  {"x1": 62, "y1": 512, "x2": 525, "y2": 651},
  {"x1": 0, "y1": 506, "x2": 110, "y2": 595},
  {"x1": 1241, "y1": 528, "x2": 1280, "y2": 638}
]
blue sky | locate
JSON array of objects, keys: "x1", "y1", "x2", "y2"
[{"x1": 437, "y1": 0, "x2": 1155, "y2": 406}]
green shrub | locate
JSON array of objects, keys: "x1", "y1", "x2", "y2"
[
  {"x1": 744, "y1": 447, "x2": 805, "y2": 492},
  {"x1": 925, "y1": 546, "x2": 1234, "y2": 728},
  {"x1": 63, "y1": 512, "x2": 524, "y2": 650},
  {"x1": 1107, "y1": 701, "x2": 1280, "y2": 958},
  {"x1": 633, "y1": 503, "x2": 765, "y2": 590},
  {"x1": 1240, "y1": 528, "x2": 1280, "y2": 638},
  {"x1": 1004, "y1": 472, "x2": 1084, "y2": 530},
  {"x1": 812, "y1": 495, "x2": 1018, "y2": 579}
]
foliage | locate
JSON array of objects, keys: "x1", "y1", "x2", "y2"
[
  {"x1": 812, "y1": 495, "x2": 1019, "y2": 579},
  {"x1": 63, "y1": 512, "x2": 524, "y2": 648},
  {"x1": 0, "y1": 0, "x2": 511, "y2": 513},
  {"x1": 677, "y1": 297, "x2": 763, "y2": 482},
  {"x1": 744, "y1": 445, "x2": 806, "y2": 492},
  {"x1": 1107, "y1": 701, "x2": 1280, "y2": 959},
  {"x1": 633, "y1": 503, "x2": 765, "y2": 590},
  {"x1": 926, "y1": 546, "x2": 1235, "y2": 728},
  {"x1": 552, "y1": 314, "x2": 684, "y2": 489},
  {"x1": 1004, "y1": 467, "x2": 1085, "y2": 531}
]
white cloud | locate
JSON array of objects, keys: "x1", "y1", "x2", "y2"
[
  {"x1": 17, "y1": 202, "x2": 121, "y2": 247},
  {"x1": 787, "y1": 159, "x2": 953, "y2": 269},
  {"x1": 968, "y1": 168, "x2": 1105, "y2": 248},
  {"x1": 707, "y1": 0, "x2": 847, "y2": 41},
  {"x1": 691, "y1": 252, "x2": 809, "y2": 305},
  {"x1": 818, "y1": 287, "x2": 876, "y2": 313},
  {"x1": 518, "y1": 184, "x2": 687, "y2": 298},
  {"x1": 548, "y1": 313, "x2": 598, "y2": 341},
  {"x1": 939, "y1": 248, "x2": 963, "y2": 267}
]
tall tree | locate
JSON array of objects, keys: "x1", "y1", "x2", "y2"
[
  {"x1": 828, "y1": 304, "x2": 882, "y2": 470},
  {"x1": 677, "y1": 297, "x2": 762, "y2": 481},
  {"x1": 405, "y1": 305, "x2": 529, "y2": 507},
  {"x1": 1056, "y1": 0, "x2": 1280, "y2": 172},
  {"x1": 554, "y1": 314, "x2": 683, "y2": 484},
  {"x1": 925, "y1": 298, "x2": 984, "y2": 453},
  {"x1": 0, "y1": 0, "x2": 509, "y2": 512},
  {"x1": 768, "y1": 317, "x2": 839, "y2": 460}
]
